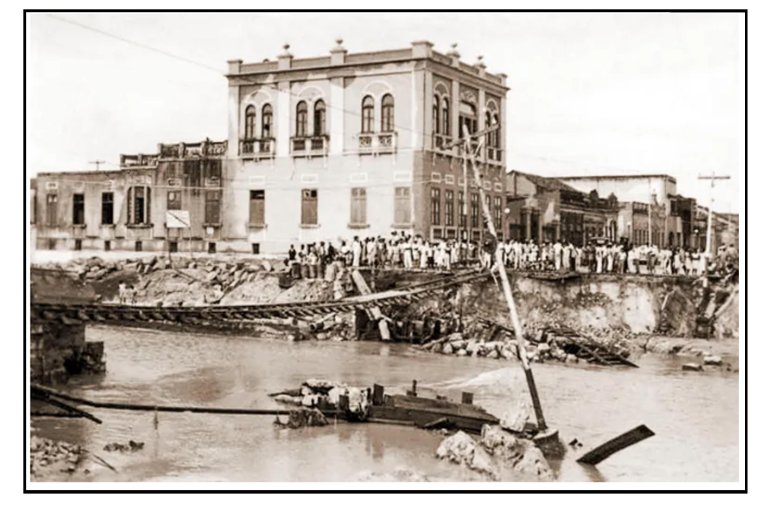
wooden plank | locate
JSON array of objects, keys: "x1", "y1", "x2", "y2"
[
  {"x1": 577, "y1": 425, "x2": 655, "y2": 466},
  {"x1": 350, "y1": 270, "x2": 390, "y2": 341}
]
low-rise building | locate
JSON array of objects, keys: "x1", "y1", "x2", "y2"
[
  {"x1": 32, "y1": 139, "x2": 226, "y2": 253},
  {"x1": 506, "y1": 171, "x2": 618, "y2": 245}
]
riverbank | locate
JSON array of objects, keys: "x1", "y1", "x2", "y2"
[{"x1": 31, "y1": 253, "x2": 740, "y2": 366}]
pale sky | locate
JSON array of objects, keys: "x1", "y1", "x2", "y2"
[{"x1": 25, "y1": 12, "x2": 745, "y2": 212}]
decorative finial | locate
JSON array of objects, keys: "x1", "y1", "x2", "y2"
[
  {"x1": 283, "y1": 43, "x2": 290, "y2": 51},
  {"x1": 336, "y1": 38, "x2": 343, "y2": 45}
]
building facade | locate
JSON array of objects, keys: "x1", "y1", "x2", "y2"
[
  {"x1": 32, "y1": 140, "x2": 226, "y2": 253},
  {"x1": 554, "y1": 174, "x2": 698, "y2": 249},
  {"x1": 30, "y1": 41, "x2": 509, "y2": 255},
  {"x1": 220, "y1": 40, "x2": 508, "y2": 253},
  {"x1": 506, "y1": 171, "x2": 618, "y2": 245}
]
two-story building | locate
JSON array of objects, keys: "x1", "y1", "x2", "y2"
[
  {"x1": 32, "y1": 139, "x2": 226, "y2": 253},
  {"x1": 219, "y1": 40, "x2": 509, "y2": 253}
]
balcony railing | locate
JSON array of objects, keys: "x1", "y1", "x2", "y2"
[
  {"x1": 240, "y1": 138, "x2": 275, "y2": 158},
  {"x1": 486, "y1": 147, "x2": 503, "y2": 163},
  {"x1": 358, "y1": 132, "x2": 397, "y2": 154},
  {"x1": 158, "y1": 139, "x2": 228, "y2": 160},
  {"x1": 433, "y1": 133, "x2": 454, "y2": 153},
  {"x1": 291, "y1": 135, "x2": 328, "y2": 156},
  {"x1": 120, "y1": 153, "x2": 160, "y2": 168}
]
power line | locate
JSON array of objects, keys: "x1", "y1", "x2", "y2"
[
  {"x1": 45, "y1": 15, "x2": 504, "y2": 147},
  {"x1": 47, "y1": 14, "x2": 224, "y2": 74}
]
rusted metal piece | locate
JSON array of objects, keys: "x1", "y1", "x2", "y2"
[{"x1": 577, "y1": 424, "x2": 655, "y2": 466}]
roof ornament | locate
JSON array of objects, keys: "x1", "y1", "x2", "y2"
[
  {"x1": 447, "y1": 42, "x2": 460, "y2": 58},
  {"x1": 279, "y1": 43, "x2": 293, "y2": 58}
]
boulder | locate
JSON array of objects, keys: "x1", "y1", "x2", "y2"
[
  {"x1": 565, "y1": 354, "x2": 579, "y2": 364},
  {"x1": 487, "y1": 349, "x2": 500, "y2": 359},
  {"x1": 704, "y1": 354, "x2": 723, "y2": 366},
  {"x1": 682, "y1": 362, "x2": 704, "y2": 372},
  {"x1": 450, "y1": 339, "x2": 467, "y2": 351},
  {"x1": 456, "y1": 349, "x2": 468, "y2": 357},
  {"x1": 499, "y1": 402, "x2": 530, "y2": 432},
  {"x1": 480, "y1": 425, "x2": 554, "y2": 481},
  {"x1": 442, "y1": 343, "x2": 455, "y2": 355},
  {"x1": 435, "y1": 431, "x2": 500, "y2": 480},
  {"x1": 537, "y1": 343, "x2": 550, "y2": 355}
]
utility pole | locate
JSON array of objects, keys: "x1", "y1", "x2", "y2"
[
  {"x1": 447, "y1": 124, "x2": 551, "y2": 437},
  {"x1": 698, "y1": 171, "x2": 731, "y2": 256},
  {"x1": 89, "y1": 160, "x2": 106, "y2": 171}
]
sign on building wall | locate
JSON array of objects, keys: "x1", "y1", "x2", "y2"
[{"x1": 166, "y1": 210, "x2": 191, "y2": 229}]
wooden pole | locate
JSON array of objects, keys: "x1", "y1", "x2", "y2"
[{"x1": 461, "y1": 125, "x2": 548, "y2": 431}]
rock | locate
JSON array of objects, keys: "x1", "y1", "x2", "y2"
[
  {"x1": 537, "y1": 343, "x2": 550, "y2": 355},
  {"x1": 565, "y1": 354, "x2": 578, "y2": 364},
  {"x1": 261, "y1": 260, "x2": 273, "y2": 272},
  {"x1": 682, "y1": 362, "x2": 704, "y2": 372},
  {"x1": 442, "y1": 343, "x2": 454, "y2": 355},
  {"x1": 499, "y1": 402, "x2": 530, "y2": 432},
  {"x1": 487, "y1": 349, "x2": 500, "y2": 359},
  {"x1": 480, "y1": 424, "x2": 554, "y2": 481},
  {"x1": 447, "y1": 332, "x2": 464, "y2": 343},
  {"x1": 501, "y1": 349, "x2": 515, "y2": 360},
  {"x1": 456, "y1": 349, "x2": 468, "y2": 357},
  {"x1": 704, "y1": 354, "x2": 723, "y2": 366},
  {"x1": 435, "y1": 431, "x2": 500, "y2": 480},
  {"x1": 450, "y1": 339, "x2": 466, "y2": 351},
  {"x1": 466, "y1": 341, "x2": 478, "y2": 355}
]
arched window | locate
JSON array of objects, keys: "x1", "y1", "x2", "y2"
[
  {"x1": 381, "y1": 94, "x2": 395, "y2": 133},
  {"x1": 361, "y1": 96, "x2": 374, "y2": 134},
  {"x1": 296, "y1": 101, "x2": 308, "y2": 137},
  {"x1": 261, "y1": 104, "x2": 273, "y2": 139},
  {"x1": 313, "y1": 99, "x2": 326, "y2": 136},
  {"x1": 244, "y1": 105, "x2": 256, "y2": 140},
  {"x1": 432, "y1": 95, "x2": 440, "y2": 134},
  {"x1": 441, "y1": 98, "x2": 450, "y2": 136}
]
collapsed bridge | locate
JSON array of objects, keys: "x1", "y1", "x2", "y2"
[{"x1": 31, "y1": 270, "x2": 489, "y2": 326}]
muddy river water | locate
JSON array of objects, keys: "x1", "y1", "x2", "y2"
[{"x1": 32, "y1": 326, "x2": 739, "y2": 482}]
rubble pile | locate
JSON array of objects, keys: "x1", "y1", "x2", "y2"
[
  {"x1": 435, "y1": 426, "x2": 555, "y2": 481},
  {"x1": 30, "y1": 435, "x2": 85, "y2": 479},
  {"x1": 271, "y1": 378, "x2": 371, "y2": 417}
]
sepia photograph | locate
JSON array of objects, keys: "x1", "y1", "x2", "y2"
[{"x1": 23, "y1": 9, "x2": 746, "y2": 491}]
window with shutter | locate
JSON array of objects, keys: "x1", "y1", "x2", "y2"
[
  {"x1": 46, "y1": 194, "x2": 58, "y2": 227},
  {"x1": 445, "y1": 190, "x2": 454, "y2": 226},
  {"x1": 301, "y1": 189, "x2": 318, "y2": 225},
  {"x1": 431, "y1": 188, "x2": 441, "y2": 226},
  {"x1": 350, "y1": 188, "x2": 367, "y2": 225},
  {"x1": 249, "y1": 190, "x2": 265, "y2": 226},
  {"x1": 205, "y1": 190, "x2": 221, "y2": 224},
  {"x1": 394, "y1": 187, "x2": 411, "y2": 225}
]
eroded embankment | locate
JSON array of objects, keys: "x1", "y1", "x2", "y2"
[{"x1": 32, "y1": 255, "x2": 739, "y2": 348}]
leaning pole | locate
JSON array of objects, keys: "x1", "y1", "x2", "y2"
[{"x1": 461, "y1": 125, "x2": 549, "y2": 434}]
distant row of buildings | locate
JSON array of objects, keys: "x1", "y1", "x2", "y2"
[{"x1": 29, "y1": 40, "x2": 738, "y2": 255}]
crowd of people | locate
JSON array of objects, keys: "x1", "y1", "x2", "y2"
[{"x1": 284, "y1": 231, "x2": 739, "y2": 279}]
